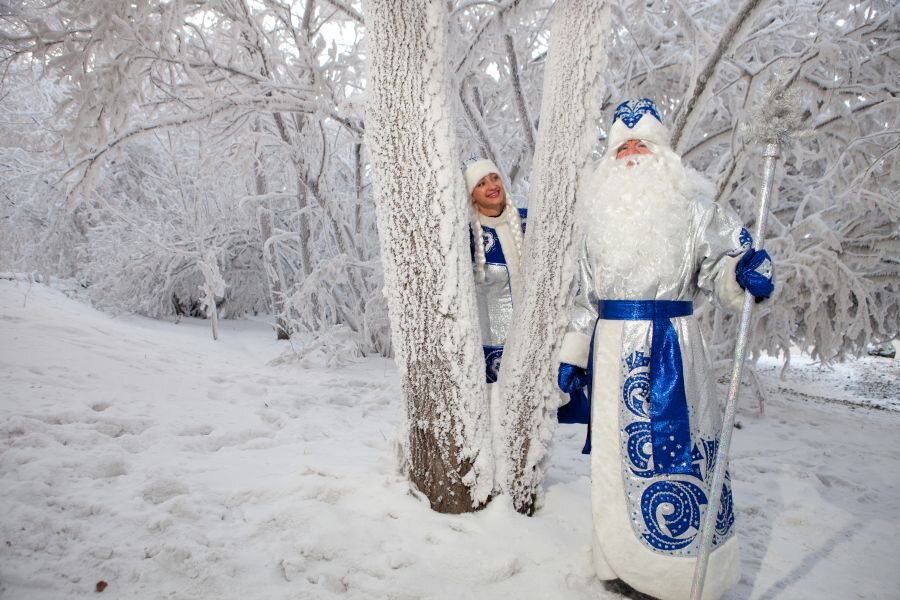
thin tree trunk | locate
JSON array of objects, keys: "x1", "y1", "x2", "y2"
[
  {"x1": 352, "y1": 142, "x2": 366, "y2": 255},
  {"x1": 500, "y1": 0, "x2": 611, "y2": 516},
  {"x1": 366, "y1": 0, "x2": 492, "y2": 514},
  {"x1": 252, "y1": 119, "x2": 291, "y2": 340},
  {"x1": 258, "y1": 207, "x2": 291, "y2": 340},
  {"x1": 505, "y1": 34, "x2": 537, "y2": 154},
  {"x1": 460, "y1": 77, "x2": 500, "y2": 166}
]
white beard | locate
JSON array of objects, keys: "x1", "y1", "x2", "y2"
[{"x1": 578, "y1": 148, "x2": 711, "y2": 298}]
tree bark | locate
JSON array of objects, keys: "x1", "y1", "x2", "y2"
[
  {"x1": 366, "y1": 0, "x2": 492, "y2": 513},
  {"x1": 499, "y1": 0, "x2": 611, "y2": 515}
]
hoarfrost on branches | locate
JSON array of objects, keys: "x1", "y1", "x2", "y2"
[{"x1": 1, "y1": 0, "x2": 385, "y2": 354}]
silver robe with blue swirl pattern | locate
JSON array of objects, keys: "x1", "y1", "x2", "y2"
[{"x1": 559, "y1": 191, "x2": 751, "y2": 600}]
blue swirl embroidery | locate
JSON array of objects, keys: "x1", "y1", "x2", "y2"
[
  {"x1": 625, "y1": 421, "x2": 654, "y2": 478},
  {"x1": 484, "y1": 347, "x2": 503, "y2": 384},
  {"x1": 728, "y1": 227, "x2": 754, "y2": 257},
  {"x1": 716, "y1": 480, "x2": 735, "y2": 538},
  {"x1": 623, "y1": 351, "x2": 651, "y2": 418},
  {"x1": 482, "y1": 230, "x2": 495, "y2": 254},
  {"x1": 688, "y1": 443, "x2": 705, "y2": 480},
  {"x1": 620, "y1": 348, "x2": 736, "y2": 554},
  {"x1": 640, "y1": 480, "x2": 708, "y2": 551}
]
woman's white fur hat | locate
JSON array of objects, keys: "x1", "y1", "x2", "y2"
[
  {"x1": 604, "y1": 98, "x2": 670, "y2": 157},
  {"x1": 464, "y1": 157, "x2": 501, "y2": 195}
]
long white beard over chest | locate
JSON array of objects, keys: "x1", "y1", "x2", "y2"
[{"x1": 579, "y1": 148, "x2": 711, "y2": 298}]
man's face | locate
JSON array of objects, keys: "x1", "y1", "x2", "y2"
[
  {"x1": 471, "y1": 172, "x2": 506, "y2": 217},
  {"x1": 615, "y1": 138, "x2": 652, "y2": 165}
]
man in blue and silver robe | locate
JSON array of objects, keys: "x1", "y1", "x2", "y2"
[{"x1": 557, "y1": 99, "x2": 774, "y2": 600}]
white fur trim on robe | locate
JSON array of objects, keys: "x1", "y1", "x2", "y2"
[
  {"x1": 559, "y1": 331, "x2": 591, "y2": 369},
  {"x1": 714, "y1": 254, "x2": 746, "y2": 314}
]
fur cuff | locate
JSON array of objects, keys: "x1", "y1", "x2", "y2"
[
  {"x1": 559, "y1": 331, "x2": 592, "y2": 369},
  {"x1": 716, "y1": 254, "x2": 746, "y2": 314}
]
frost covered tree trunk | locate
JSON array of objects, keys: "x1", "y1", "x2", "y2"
[
  {"x1": 499, "y1": 1, "x2": 611, "y2": 515},
  {"x1": 257, "y1": 207, "x2": 290, "y2": 340},
  {"x1": 252, "y1": 128, "x2": 290, "y2": 341},
  {"x1": 198, "y1": 249, "x2": 226, "y2": 341},
  {"x1": 365, "y1": 0, "x2": 492, "y2": 513}
]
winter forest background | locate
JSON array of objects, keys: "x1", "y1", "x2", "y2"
[
  {"x1": 0, "y1": 1, "x2": 898, "y2": 598},
  {"x1": 2, "y1": 0, "x2": 896, "y2": 362}
]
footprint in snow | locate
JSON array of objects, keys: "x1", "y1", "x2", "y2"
[
  {"x1": 299, "y1": 484, "x2": 347, "y2": 505},
  {"x1": 85, "y1": 455, "x2": 127, "y2": 479},
  {"x1": 256, "y1": 409, "x2": 285, "y2": 429},
  {"x1": 238, "y1": 382, "x2": 267, "y2": 395},
  {"x1": 204, "y1": 429, "x2": 273, "y2": 452},
  {"x1": 177, "y1": 424, "x2": 214, "y2": 437},
  {"x1": 327, "y1": 394, "x2": 356, "y2": 408},
  {"x1": 142, "y1": 478, "x2": 189, "y2": 504},
  {"x1": 481, "y1": 557, "x2": 522, "y2": 583}
]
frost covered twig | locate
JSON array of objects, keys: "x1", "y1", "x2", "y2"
[
  {"x1": 670, "y1": 0, "x2": 768, "y2": 151},
  {"x1": 742, "y1": 83, "x2": 803, "y2": 147}
]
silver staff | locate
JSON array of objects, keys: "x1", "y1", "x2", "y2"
[
  {"x1": 690, "y1": 85, "x2": 801, "y2": 599},
  {"x1": 690, "y1": 141, "x2": 778, "y2": 600},
  {"x1": 690, "y1": 85, "x2": 802, "y2": 596}
]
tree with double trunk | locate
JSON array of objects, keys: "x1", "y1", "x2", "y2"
[{"x1": 365, "y1": 0, "x2": 611, "y2": 514}]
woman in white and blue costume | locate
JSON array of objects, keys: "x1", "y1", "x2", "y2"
[
  {"x1": 465, "y1": 156, "x2": 526, "y2": 384},
  {"x1": 557, "y1": 98, "x2": 774, "y2": 600}
]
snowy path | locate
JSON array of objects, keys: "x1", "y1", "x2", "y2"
[{"x1": 1, "y1": 281, "x2": 898, "y2": 599}]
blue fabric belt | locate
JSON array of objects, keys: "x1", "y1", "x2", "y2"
[{"x1": 598, "y1": 299, "x2": 694, "y2": 475}]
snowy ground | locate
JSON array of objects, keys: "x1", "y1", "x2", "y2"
[{"x1": 1, "y1": 280, "x2": 898, "y2": 600}]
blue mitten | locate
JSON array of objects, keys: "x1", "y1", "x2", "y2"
[
  {"x1": 736, "y1": 248, "x2": 775, "y2": 301},
  {"x1": 557, "y1": 363, "x2": 591, "y2": 450},
  {"x1": 558, "y1": 363, "x2": 588, "y2": 393}
]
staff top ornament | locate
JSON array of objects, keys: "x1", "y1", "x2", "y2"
[
  {"x1": 605, "y1": 97, "x2": 671, "y2": 158},
  {"x1": 742, "y1": 84, "x2": 803, "y2": 147}
]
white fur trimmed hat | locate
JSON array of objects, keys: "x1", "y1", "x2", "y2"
[
  {"x1": 604, "y1": 98, "x2": 670, "y2": 157},
  {"x1": 464, "y1": 157, "x2": 500, "y2": 196}
]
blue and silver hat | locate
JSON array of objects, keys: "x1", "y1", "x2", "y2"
[{"x1": 605, "y1": 97, "x2": 670, "y2": 157}]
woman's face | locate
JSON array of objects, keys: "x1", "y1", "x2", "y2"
[{"x1": 471, "y1": 172, "x2": 506, "y2": 217}]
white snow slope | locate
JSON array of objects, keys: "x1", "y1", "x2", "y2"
[{"x1": 1, "y1": 280, "x2": 898, "y2": 599}]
